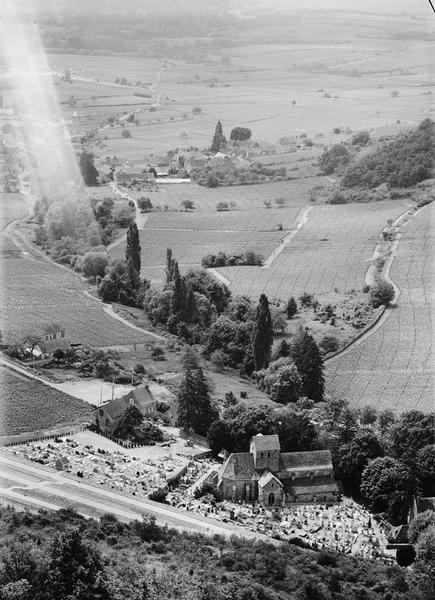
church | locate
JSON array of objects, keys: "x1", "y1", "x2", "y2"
[{"x1": 217, "y1": 434, "x2": 339, "y2": 506}]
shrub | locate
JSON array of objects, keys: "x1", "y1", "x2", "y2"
[
  {"x1": 194, "y1": 482, "x2": 223, "y2": 502},
  {"x1": 216, "y1": 201, "x2": 229, "y2": 211},
  {"x1": 319, "y1": 336, "x2": 339, "y2": 354},
  {"x1": 121, "y1": 129, "x2": 132, "y2": 138},
  {"x1": 149, "y1": 488, "x2": 168, "y2": 503},
  {"x1": 299, "y1": 292, "x2": 314, "y2": 308},
  {"x1": 206, "y1": 173, "x2": 219, "y2": 188},
  {"x1": 317, "y1": 550, "x2": 337, "y2": 567},
  {"x1": 352, "y1": 130, "x2": 370, "y2": 146},
  {"x1": 137, "y1": 197, "x2": 153, "y2": 212},
  {"x1": 151, "y1": 346, "x2": 165, "y2": 360},
  {"x1": 370, "y1": 280, "x2": 395, "y2": 308}
]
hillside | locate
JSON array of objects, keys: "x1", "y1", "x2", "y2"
[
  {"x1": 342, "y1": 119, "x2": 434, "y2": 189},
  {"x1": 0, "y1": 505, "x2": 432, "y2": 600}
]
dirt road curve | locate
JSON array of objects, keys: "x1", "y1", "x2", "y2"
[{"x1": 0, "y1": 453, "x2": 269, "y2": 541}]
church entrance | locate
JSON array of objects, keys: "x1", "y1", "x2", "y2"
[{"x1": 268, "y1": 492, "x2": 275, "y2": 506}]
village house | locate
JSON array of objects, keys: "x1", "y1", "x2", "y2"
[
  {"x1": 91, "y1": 383, "x2": 174, "y2": 435},
  {"x1": 218, "y1": 434, "x2": 339, "y2": 506},
  {"x1": 115, "y1": 167, "x2": 155, "y2": 185},
  {"x1": 24, "y1": 327, "x2": 72, "y2": 359}
]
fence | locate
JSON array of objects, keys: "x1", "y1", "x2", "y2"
[{"x1": 0, "y1": 424, "x2": 90, "y2": 448}]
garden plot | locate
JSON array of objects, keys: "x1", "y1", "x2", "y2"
[
  {"x1": 325, "y1": 203, "x2": 434, "y2": 413},
  {"x1": 216, "y1": 200, "x2": 410, "y2": 301},
  {"x1": 0, "y1": 367, "x2": 91, "y2": 436}
]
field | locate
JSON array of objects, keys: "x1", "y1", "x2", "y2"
[
  {"x1": 110, "y1": 178, "x2": 324, "y2": 282},
  {"x1": 325, "y1": 203, "x2": 434, "y2": 413},
  {"x1": 0, "y1": 193, "x2": 28, "y2": 230},
  {"x1": 216, "y1": 199, "x2": 411, "y2": 301},
  {"x1": 0, "y1": 366, "x2": 91, "y2": 436},
  {"x1": 0, "y1": 193, "x2": 153, "y2": 347}
]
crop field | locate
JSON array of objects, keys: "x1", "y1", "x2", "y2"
[
  {"x1": 0, "y1": 367, "x2": 91, "y2": 436},
  {"x1": 0, "y1": 194, "x2": 152, "y2": 347},
  {"x1": 110, "y1": 180, "x2": 322, "y2": 278},
  {"x1": 216, "y1": 200, "x2": 411, "y2": 301},
  {"x1": 1, "y1": 248, "x2": 152, "y2": 347},
  {"x1": 325, "y1": 203, "x2": 434, "y2": 413},
  {"x1": 130, "y1": 178, "x2": 321, "y2": 212}
]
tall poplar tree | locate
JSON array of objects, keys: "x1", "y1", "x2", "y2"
[
  {"x1": 211, "y1": 120, "x2": 227, "y2": 153},
  {"x1": 252, "y1": 293, "x2": 273, "y2": 371},
  {"x1": 165, "y1": 248, "x2": 176, "y2": 284},
  {"x1": 172, "y1": 261, "x2": 185, "y2": 316},
  {"x1": 177, "y1": 365, "x2": 215, "y2": 435},
  {"x1": 126, "y1": 221, "x2": 141, "y2": 273},
  {"x1": 291, "y1": 326, "x2": 325, "y2": 402}
]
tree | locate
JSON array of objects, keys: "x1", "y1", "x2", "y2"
[
  {"x1": 79, "y1": 150, "x2": 99, "y2": 186},
  {"x1": 335, "y1": 429, "x2": 384, "y2": 496},
  {"x1": 126, "y1": 221, "x2": 141, "y2": 274},
  {"x1": 392, "y1": 411, "x2": 435, "y2": 465},
  {"x1": 352, "y1": 130, "x2": 370, "y2": 146},
  {"x1": 177, "y1": 365, "x2": 215, "y2": 436},
  {"x1": 52, "y1": 348, "x2": 65, "y2": 366},
  {"x1": 408, "y1": 510, "x2": 435, "y2": 544},
  {"x1": 211, "y1": 120, "x2": 227, "y2": 153},
  {"x1": 252, "y1": 294, "x2": 273, "y2": 371},
  {"x1": 286, "y1": 297, "x2": 298, "y2": 319},
  {"x1": 272, "y1": 339, "x2": 291, "y2": 361},
  {"x1": 379, "y1": 409, "x2": 396, "y2": 434},
  {"x1": 116, "y1": 404, "x2": 144, "y2": 438},
  {"x1": 257, "y1": 358, "x2": 302, "y2": 404},
  {"x1": 291, "y1": 327, "x2": 324, "y2": 402},
  {"x1": 230, "y1": 127, "x2": 252, "y2": 142},
  {"x1": 360, "y1": 456, "x2": 415, "y2": 525},
  {"x1": 121, "y1": 129, "x2": 132, "y2": 138},
  {"x1": 319, "y1": 144, "x2": 349, "y2": 175},
  {"x1": 137, "y1": 197, "x2": 153, "y2": 212},
  {"x1": 415, "y1": 445, "x2": 435, "y2": 496},
  {"x1": 82, "y1": 252, "x2": 108, "y2": 280},
  {"x1": 370, "y1": 280, "x2": 395, "y2": 308},
  {"x1": 171, "y1": 262, "x2": 186, "y2": 317},
  {"x1": 270, "y1": 308, "x2": 287, "y2": 333},
  {"x1": 181, "y1": 199, "x2": 195, "y2": 211},
  {"x1": 46, "y1": 527, "x2": 111, "y2": 600},
  {"x1": 192, "y1": 106, "x2": 202, "y2": 115},
  {"x1": 207, "y1": 419, "x2": 232, "y2": 456},
  {"x1": 276, "y1": 409, "x2": 318, "y2": 452}
]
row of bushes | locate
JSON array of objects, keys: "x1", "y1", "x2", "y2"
[{"x1": 202, "y1": 250, "x2": 263, "y2": 268}]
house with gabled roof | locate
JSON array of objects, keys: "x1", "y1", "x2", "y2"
[
  {"x1": 91, "y1": 382, "x2": 174, "y2": 435},
  {"x1": 218, "y1": 433, "x2": 339, "y2": 506}
]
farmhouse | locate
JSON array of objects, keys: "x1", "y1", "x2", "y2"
[
  {"x1": 218, "y1": 434, "x2": 339, "y2": 506},
  {"x1": 115, "y1": 167, "x2": 155, "y2": 185},
  {"x1": 91, "y1": 383, "x2": 173, "y2": 435},
  {"x1": 25, "y1": 327, "x2": 72, "y2": 359}
]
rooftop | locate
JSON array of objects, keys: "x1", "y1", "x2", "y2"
[
  {"x1": 280, "y1": 450, "x2": 333, "y2": 472},
  {"x1": 250, "y1": 434, "x2": 280, "y2": 452},
  {"x1": 220, "y1": 453, "x2": 255, "y2": 480}
]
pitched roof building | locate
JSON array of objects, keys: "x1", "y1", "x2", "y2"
[
  {"x1": 91, "y1": 383, "x2": 174, "y2": 435},
  {"x1": 218, "y1": 433, "x2": 339, "y2": 506}
]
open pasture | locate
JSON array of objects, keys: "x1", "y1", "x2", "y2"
[
  {"x1": 325, "y1": 203, "x2": 434, "y2": 414},
  {"x1": 216, "y1": 200, "x2": 410, "y2": 301},
  {"x1": 0, "y1": 366, "x2": 91, "y2": 436}
]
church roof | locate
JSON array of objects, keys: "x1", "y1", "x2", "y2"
[
  {"x1": 250, "y1": 434, "x2": 280, "y2": 452},
  {"x1": 290, "y1": 483, "x2": 338, "y2": 495},
  {"x1": 220, "y1": 453, "x2": 255, "y2": 480},
  {"x1": 258, "y1": 470, "x2": 283, "y2": 489},
  {"x1": 280, "y1": 450, "x2": 333, "y2": 472}
]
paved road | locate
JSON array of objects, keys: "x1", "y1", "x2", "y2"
[{"x1": 0, "y1": 453, "x2": 267, "y2": 540}]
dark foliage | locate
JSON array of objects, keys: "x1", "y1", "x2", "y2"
[
  {"x1": 290, "y1": 327, "x2": 324, "y2": 402},
  {"x1": 342, "y1": 119, "x2": 434, "y2": 188},
  {"x1": 252, "y1": 294, "x2": 273, "y2": 371},
  {"x1": 79, "y1": 150, "x2": 99, "y2": 186}
]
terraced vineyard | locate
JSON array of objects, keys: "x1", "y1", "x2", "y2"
[
  {"x1": 216, "y1": 200, "x2": 410, "y2": 301},
  {"x1": 325, "y1": 203, "x2": 434, "y2": 413},
  {"x1": 0, "y1": 367, "x2": 91, "y2": 436}
]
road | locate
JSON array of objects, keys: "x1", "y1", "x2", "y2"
[{"x1": 0, "y1": 453, "x2": 268, "y2": 541}]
